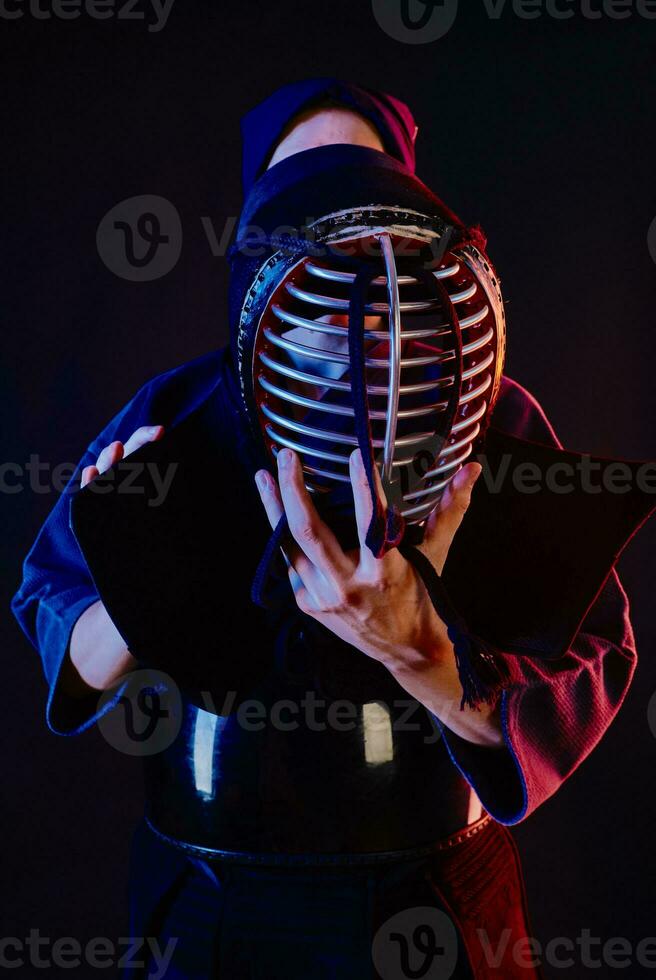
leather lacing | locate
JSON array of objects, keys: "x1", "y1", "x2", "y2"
[{"x1": 231, "y1": 232, "x2": 510, "y2": 710}]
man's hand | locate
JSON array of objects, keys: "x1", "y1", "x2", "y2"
[
  {"x1": 62, "y1": 424, "x2": 165, "y2": 697},
  {"x1": 256, "y1": 447, "x2": 478, "y2": 673},
  {"x1": 255, "y1": 447, "x2": 503, "y2": 747},
  {"x1": 80, "y1": 424, "x2": 164, "y2": 487}
]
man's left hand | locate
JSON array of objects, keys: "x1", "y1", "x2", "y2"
[{"x1": 254, "y1": 447, "x2": 503, "y2": 747}]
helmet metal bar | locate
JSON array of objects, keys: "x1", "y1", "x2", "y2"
[{"x1": 379, "y1": 234, "x2": 402, "y2": 485}]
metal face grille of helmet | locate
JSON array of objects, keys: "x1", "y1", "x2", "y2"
[{"x1": 238, "y1": 206, "x2": 506, "y2": 526}]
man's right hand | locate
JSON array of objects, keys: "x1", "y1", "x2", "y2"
[
  {"x1": 81, "y1": 424, "x2": 164, "y2": 487},
  {"x1": 62, "y1": 425, "x2": 165, "y2": 697}
]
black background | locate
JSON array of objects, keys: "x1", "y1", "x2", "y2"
[{"x1": 2, "y1": 1, "x2": 656, "y2": 977}]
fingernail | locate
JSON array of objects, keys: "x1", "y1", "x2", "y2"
[
  {"x1": 278, "y1": 449, "x2": 292, "y2": 470},
  {"x1": 255, "y1": 470, "x2": 269, "y2": 493},
  {"x1": 147, "y1": 425, "x2": 161, "y2": 435}
]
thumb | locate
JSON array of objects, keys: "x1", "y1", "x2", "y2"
[{"x1": 422, "y1": 462, "x2": 482, "y2": 573}]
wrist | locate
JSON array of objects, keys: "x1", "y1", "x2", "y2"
[{"x1": 387, "y1": 642, "x2": 505, "y2": 748}]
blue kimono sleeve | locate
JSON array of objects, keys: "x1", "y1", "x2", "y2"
[{"x1": 10, "y1": 381, "x2": 159, "y2": 735}]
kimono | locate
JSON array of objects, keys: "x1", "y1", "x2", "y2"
[{"x1": 11, "y1": 346, "x2": 642, "y2": 979}]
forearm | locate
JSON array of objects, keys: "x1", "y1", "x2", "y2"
[
  {"x1": 389, "y1": 645, "x2": 504, "y2": 748},
  {"x1": 62, "y1": 599, "x2": 137, "y2": 696}
]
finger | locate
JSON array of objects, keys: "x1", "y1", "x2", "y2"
[
  {"x1": 122, "y1": 425, "x2": 164, "y2": 458},
  {"x1": 350, "y1": 449, "x2": 406, "y2": 583},
  {"x1": 81, "y1": 465, "x2": 99, "y2": 488},
  {"x1": 286, "y1": 565, "x2": 315, "y2": 617},
  {"x1": 254, "y1": 468, "x2": 321, "y2": 587},
  {"x1": 423, "y1": 462, "x2": 481, "y2": 572},
  {"x1": 349, "y1": 449, "x2": 382, "y2": 568},
  {"x1": 277, "y1": 449, "x2": 350, "y2": 581},
  {"x1": 96, "y1": 441, "x2": 124, "y2": 475}
]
